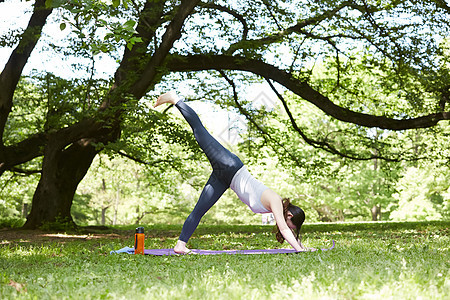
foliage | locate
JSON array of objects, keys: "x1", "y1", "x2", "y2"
[
  {"x1": 3, "y1": 81, "x2": 448, "y2": 225},
  {"x1": 1, "y1": 0, "x2": 450, "y2": 228},
  {"x1": 0, "y1": 222, "x2": 449, "y2": 299},
  {"x1": 390, "y1": 163, "x2": 450, "y2": 221},
  {"x1": 0, "y1": 171, "x2": 38, "y2": 219},
  {"x1": 232, "y1": 55, "x2": 450, "y2": 222},
  {"x1": 73, "y1": 152, "x2": 261, "y2": 226},
  {"x1": 0, "y1": 217, "x2": 25, "y2": 229},
  {"x1": 39, "y1": 216, "x2": 77, "y2": 231},
  {"x1": 4, "y1": 73, "x2": 111, "y2": 146}
]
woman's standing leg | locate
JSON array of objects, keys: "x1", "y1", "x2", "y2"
[{"x1": 178, "y1": 173, "x2": 228, "y2": 243}]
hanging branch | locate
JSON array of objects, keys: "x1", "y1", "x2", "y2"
[
  {"x1": 264, "y1": 78, "x2": 432, "y2": 162},
  {"x1": 117, "y1": 150, "x2": 176, "y2": 166},
  {"x1": 217, "y1": 70, "x2": 303, "y2": 166},
  {"x1": 166, "y1": 54, "x2": 450, "y2": 130},
  {"x1": 265, "y1": 77, "x2": 404, "y2": 161},
  {"x1": 200, "y1": 1, "x2": 249, "y2": 42}
]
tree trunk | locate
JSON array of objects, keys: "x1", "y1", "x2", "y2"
[
  {"x1": 135, "y1": 206, "x2": 139, "y2": 225},
  {"x1": 21, "y1": 203, "x2": 29, "y2": 218},
  {"x1": 101, "y1": 178, "x2": 108, "y2": 225},
  {"x1": 101, "y1": 206, "x2": 107, "y2": 226},
  {"x1": 0, "y1": 0, "x2": 52, "y2": 139},
  {"x1": 113, "y1": 188, "x2": 120, "y2": 225},
  {"x1": 23, "y1": 140, "x2": 98, "y2": 229},
  {"x1": 371, "y1": 205, "x2": 381, "y2": 221}
]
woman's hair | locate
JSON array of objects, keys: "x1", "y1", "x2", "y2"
[{"x1": 274, "y1": 198, "x2": 305, "y2": 244}]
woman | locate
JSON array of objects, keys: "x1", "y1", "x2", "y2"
[{"x1": 154, "y1": 91, "x2": 311, "y2": 254}]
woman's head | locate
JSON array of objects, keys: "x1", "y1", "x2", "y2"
[{"x1": 274, "y1": 198, "x2": 305, "y2": 243}]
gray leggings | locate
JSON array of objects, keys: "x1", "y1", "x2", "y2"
[{"x1": 176, "y1": 101, "x2": 244, "y2": 242}]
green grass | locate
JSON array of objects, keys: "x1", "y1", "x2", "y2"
[{"x1": 1, "y1": 221, "x2": 449, "y2": 299}]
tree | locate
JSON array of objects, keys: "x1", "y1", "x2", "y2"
[{"x1": 0, "y1": 0, "x2": 449, "y2": 228}]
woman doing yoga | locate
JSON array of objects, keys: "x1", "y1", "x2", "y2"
[{"x1": 154, "y1": 91, "x2": 311, "y2": 254}]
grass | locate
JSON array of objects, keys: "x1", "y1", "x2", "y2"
[{"x1": 1, "y1": 221, "x2": 449, "y2": 299}]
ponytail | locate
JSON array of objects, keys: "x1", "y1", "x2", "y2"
[{"x1": 273, "y1": 198, "x2": 305, "y2": 244}]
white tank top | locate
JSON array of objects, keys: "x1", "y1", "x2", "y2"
[{"x1": 230, "y1": 166, "x2": 271, "y2": 214}]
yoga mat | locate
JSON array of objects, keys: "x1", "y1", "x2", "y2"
[{"x1": 110, "y1": 240, "x2": 335, "y2": 255}]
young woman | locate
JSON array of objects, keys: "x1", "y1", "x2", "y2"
[{"x1": 154, "y1": 91, "x2": 311, "y2": 254}]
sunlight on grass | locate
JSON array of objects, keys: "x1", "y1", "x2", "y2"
[
  {"x1": 41, "y1": 233, "x2": 91, "y2": 239},
  {"x1": 0, "y1": 221, "x2": 449, "y2": 299}
]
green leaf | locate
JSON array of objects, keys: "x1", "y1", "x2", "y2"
[
  {"x1": 130, "y1": 37, "x2": 143, "y2": 44},
  {"x1": 123, "y1": 20, "x2": 136, "y2": 30},
  {"x1": 112, "y1": 0, "x2": 120, "y2": 8},
  {"x1": 104, "y1": 33, "x2": 114, "y2": 40},
  {"x1": 59, "y1": 23, "x2": 66, "y2": 31},
  {"x1": 44, "y1": 0, "x2": 53, "y2": 8},
  {"x1": 44, "y1": 0, "x2": 66, "y2": 8}
]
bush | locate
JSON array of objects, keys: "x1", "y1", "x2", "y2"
[{"x1": 0, "y1": 217, "x2": 25, "y2": 229}]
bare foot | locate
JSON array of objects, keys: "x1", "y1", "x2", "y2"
[
  {"x1": 154, "y1": 91, "x2": 180, "y2": 108},
  {"x1": 174, "y1": 240, "x2": 193, "y2": 254}
]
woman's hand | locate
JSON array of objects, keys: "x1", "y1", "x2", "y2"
[
  {"x1": 298, "y1": 247, "x2": 317, "y2": 252},
  {"x1": 296, "y1": 239, "x2": 317, "y2": 252},
  {"x1": 261, "y1": 189, "x2": 303, "y2": 251}
]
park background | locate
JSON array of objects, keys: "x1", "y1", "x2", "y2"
[
  {"x1": 0, "y1": 0, "x2": 449, "y2": 230},
  {"x1": 1, "y1": 1, "x2": 449, "y2": 298}
]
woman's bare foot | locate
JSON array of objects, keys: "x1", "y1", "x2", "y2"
[
  {"x1": 154, "y1": 91, "x2": 180, "y2": 108},
  {"x1": 174, "y1": 240, "x2": 193, "y2": 254}
]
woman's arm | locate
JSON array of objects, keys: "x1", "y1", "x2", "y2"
[{"x1": 262, "y1": 189, "x2": 307, "y2": 252}]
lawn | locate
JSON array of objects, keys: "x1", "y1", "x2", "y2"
[{"x1": 1, "y1": 221, "x2": 449, "y2": 299}]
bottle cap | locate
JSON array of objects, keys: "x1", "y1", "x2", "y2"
[{"x1": 136, "y1": 227, "x2": 144, "y2": 233}]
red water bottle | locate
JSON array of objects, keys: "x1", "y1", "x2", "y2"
[{"x1": 134, "y1": 227, "x2": 145, "y2": 255}]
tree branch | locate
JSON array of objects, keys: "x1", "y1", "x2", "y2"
[
  {"x1": 130, "y1": 0, "x2": 201, "y2": 99},
  {"x1": 113, "y1": 0, "x2": 167, "y2": 89},
  {"x1": 1, "y1": 1, "x2": 201, "y2": 176},
  {"x1": 0, "y1": 133, "x2": 47, "y2": 176},
  {"x1": 0, "y1": 117, "x2": 107, "y2": 177},
  {"x1": 10, "y1": 167, "x2": 42, "y2": 175},
  {"x1": 0, "y1": 0, "x2": 53, "y2": 143},
  {"x1": 265, "y1": 78, "x2": 401, "y2": 161},
  {"x1": 165, "y1": 54, "x2": 450, "y2": 130},
  {"x1": 225, "y1": 1, "x2": 356, "y2": 54},
  {"x1": 435, "y1": 0, "x2": 450, "y2": 13},
  {"x1": 200, "y1": 1, "x2": 248, "y2": 42},
  {"x1": 217, "y1": 70, "x2": 303, "y2": 165},
  {"x1": 117, "y1": 150, "x2": 176, "y2": 166}
]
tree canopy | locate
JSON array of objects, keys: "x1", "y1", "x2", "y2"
[{"x1": 0, "y1": 0, "x2": 449, "y2": 228}]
